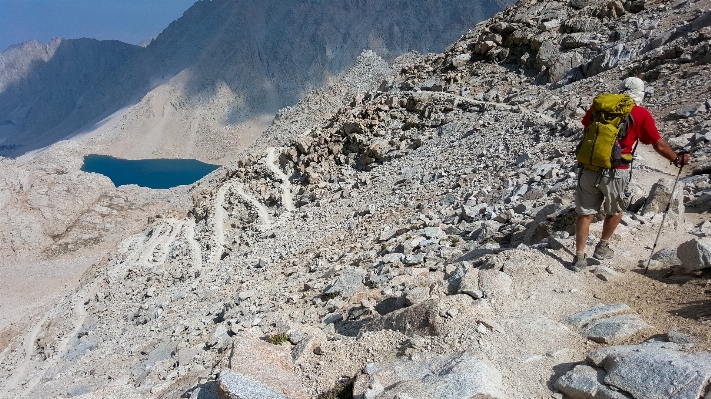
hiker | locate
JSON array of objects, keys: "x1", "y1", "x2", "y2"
[{"x1": 571, "y1": 77, "x2": 691, "y2": 271}]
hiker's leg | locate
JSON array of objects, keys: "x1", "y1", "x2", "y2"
[
  {"x1": 594, "y1": 211, "x2": 622, "y2": 260},
  {"x1": 575, "y1": 168, "x2": 603, "y2": 256},
  {"x1": 600, "y1": 212, "x2": 623, "y2": 241},
  {"x1": 576, "y1": 214, "x2": 595, "y2": 252},
  {"x1": 599, "y1": 170, "x2": 630, "y2": 241}
]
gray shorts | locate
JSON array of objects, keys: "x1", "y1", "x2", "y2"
[{"x1": 575, "y1": 168, "x2": 631, "y2": 216}]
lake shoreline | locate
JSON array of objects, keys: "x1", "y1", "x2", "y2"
[{"x1": 81, "y1": 154, "x2": 220, "y2": 189}]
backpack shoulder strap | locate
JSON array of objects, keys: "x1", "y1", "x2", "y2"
[{"x1": 617, "y1": 113, "x2": 635, "y2": 139}]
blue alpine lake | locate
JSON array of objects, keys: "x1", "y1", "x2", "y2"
[{"x1": 81, "y1": 154, "x2": 220, "y2": 189}]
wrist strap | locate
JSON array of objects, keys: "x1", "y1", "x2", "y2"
[{"x1": 672, "y1": 151, "x2": 689, "y2": 167}]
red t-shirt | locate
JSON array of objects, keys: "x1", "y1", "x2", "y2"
[{"x1": 582, "y1": 105, "x2": 661, "y2": 169}]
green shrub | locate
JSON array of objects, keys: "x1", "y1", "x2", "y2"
[{"x1": 266, "y1": 333, "x2": 291, "y2": 345}]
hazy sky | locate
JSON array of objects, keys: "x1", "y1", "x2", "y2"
[{"x1": 0, "y1": 0, "x2": 197, "y2": 52}]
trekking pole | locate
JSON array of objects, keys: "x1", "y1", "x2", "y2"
[{"x1": 644, "y1": 157, "x2": 686, "y2": 274}]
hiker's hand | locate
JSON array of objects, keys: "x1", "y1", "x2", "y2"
[{"x1": 673, "y1": 152, "x2": 691, "y2": 167}]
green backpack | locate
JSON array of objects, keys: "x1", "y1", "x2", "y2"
[{"x1": 576, "y1": 93, "x2": 636, "y2": 170}]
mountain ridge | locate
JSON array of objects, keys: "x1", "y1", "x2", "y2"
[{"x1": 0, "y1": 0, "x2": 511, "y2": 162}]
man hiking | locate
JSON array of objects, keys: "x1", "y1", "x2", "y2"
[{"x1": 571, "y1": 77, "x2": 691, "y2": 271}]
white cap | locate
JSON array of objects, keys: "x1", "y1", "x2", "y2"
[{"x1": 619, "y1": 77, "x2": 645, "y2": 105}]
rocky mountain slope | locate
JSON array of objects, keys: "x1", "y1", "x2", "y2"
[
  {"x1": 1, "y1": 0, "x2": 711, "y2": 398},
  {"x1": 0, "y1": 51, "x2": 396, "y2": 343},
  {"x1": 0, "y1": 0, "x2": 510, "y2": 163}
]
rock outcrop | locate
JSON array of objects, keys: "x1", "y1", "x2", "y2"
[
  {"x1": 352, "y1": 352, "x2": 505, "y2": 399},
  {"x1": 677, "y1": 237, "x2": 711, "y2": 273},
  {"x1": 557, "y1": 341, "x2": 711, "y2": 399}
]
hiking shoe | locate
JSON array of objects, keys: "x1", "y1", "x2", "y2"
[
  {"x1": 568, "y1": 254, "x2": 587, "y2": 272},
  {"x1": 593, "y1": 241, "x2": 614, "y2": 260}
]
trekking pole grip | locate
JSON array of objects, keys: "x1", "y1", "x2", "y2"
[{"x1": 673, "y1": 151, "x2": 690, "y2": 168}]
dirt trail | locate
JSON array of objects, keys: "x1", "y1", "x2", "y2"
[
  {"x1": 20, "y1": 284, "x2": 96, "y2": 396},
  {"x1": 580, "y1": 144, "x2": 711, "y2": 351},
  {"x1": 183, "y1": 219, "x2": 203, "y2": 268},
  {"x1": 4, "y1": 312, "x2": 49, "y2": 394},
  {"x1": 137, "y1": 223, "x2": 167, "y2": 266},
  {"x1": 211, "y1": 182, "x2": 233, "y2": 263},
  {"x1": 266, "y1": 147, "x2": 295, "y2": 212},
  {"x1": 210, "y1": 178, "x2": 274, "y2": 263},
  {"x1": 234, "y1": 183, "x2": 273, "y2": 229},
  {"x1": 151, "y1": 219, "x2": 184, "y2": 265}
]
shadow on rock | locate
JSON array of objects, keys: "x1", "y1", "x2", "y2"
[
  {"x1": 374, "y1": 296, "x2": 407, "y2": 316},
  {"x1": 536, "y1": 247, "x2": 573, "y2": 268},
  {"x1": 548, "y1": 361, "x2": 579, "y2": 391},
  {"x1": 160, "y1": 381, "x2": 219, "y2": 399},
  {"x1": 334, "y1": 318, "x2": 371, "y2": 337}
]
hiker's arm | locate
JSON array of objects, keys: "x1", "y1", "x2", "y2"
[
  {"x1": 581, "y1": 107, "x2": 593, "y2": 127},
  {"x1": 651, "y1": 138, "x2": 691, "y2": 166}
]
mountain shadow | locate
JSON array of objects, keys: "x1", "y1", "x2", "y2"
[
  {"x1": 0, "y1": 38, "x2": 149, "y2": 156},
  {"x1": 0, "y1": 0, "x2": 512, "y2": 158}
]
